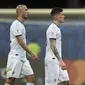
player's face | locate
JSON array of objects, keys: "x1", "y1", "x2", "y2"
[
  {"x1": 55, "y1": 12, "x2": 65, "y2": 23},
  {"x1": 22, "y1": 6, "x2": 29, "y2": 19}
]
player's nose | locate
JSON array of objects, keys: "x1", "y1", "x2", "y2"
[
  {"x1": 63, "y1": 15, "x2": 65, "y2": 18},
  {"x1": 28, "y1": 11, "x2": 29, "y2": 14}
]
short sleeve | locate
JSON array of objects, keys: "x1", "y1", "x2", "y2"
[
  {"x1": 11, "y1": 26, "x2": 22, "y2": 37},
  {"x1": 48, "y1": 28, "x2": 57, "y2": 39}
]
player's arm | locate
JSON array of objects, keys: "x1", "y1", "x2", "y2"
[
  {"x1": 11, "y1": 24, "x2": 40, "y2": 60},
  {"x1": 50, "y1": 38, "x2": 66, "y2": 70},
  {"x1": 16, "y1": 35, "x2": 38, "y2": 58},
  {"x1": 50, "y1": 38, "x2": 62, "y2": 61}
]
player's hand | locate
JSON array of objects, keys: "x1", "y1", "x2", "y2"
[
  {"x1": 59, "y1": 60, "x2": 66, "y2": 70},
  {"x1": 32, "y1": 55, "x2": 40, "y2": 61}
]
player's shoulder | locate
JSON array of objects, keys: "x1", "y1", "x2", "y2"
[
  {"x1": 10, "y1": 20, "x2": 25, "y2": 31},
  {"x1": 12, "y1": 20, "x2": 21, "y2": 25},
  {"x1": 47, "y1": 23, "x2": 58, "y2": 32},
  {"x1": 11, "y1": 20, "x2": 23, "y2": 27}
]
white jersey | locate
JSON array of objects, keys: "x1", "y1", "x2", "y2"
[
  {"x1": 8, "y1": 20, "x2": 26, "y2": 60},
  {"x1": 46, "y1": 23, "x2": 62, "y2": 60},
  {"x1": 45, "y1": 23, "x2": 69, "y2": 85}
]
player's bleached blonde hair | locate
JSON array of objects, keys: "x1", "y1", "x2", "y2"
[{"x1": 16, "y1": 4, "x2": 27, "y2": 15}]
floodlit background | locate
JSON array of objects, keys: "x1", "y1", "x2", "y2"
[{"x1": 0, "y1": 0, "x2": 85, "y2": 85}]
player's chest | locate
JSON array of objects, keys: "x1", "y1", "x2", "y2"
[
  {"x1": 21, "y1": 26, "x2": 26, "y2": 34},
  {"x1": 56, "y1": 28, "x2": 62, "y2": 39}
]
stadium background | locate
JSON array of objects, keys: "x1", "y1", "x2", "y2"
[{"x1": 0, "y1": 0, "x2": 85, "y2": 85}]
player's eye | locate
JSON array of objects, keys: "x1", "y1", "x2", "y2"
[
  {"x1": 25, "y1": 9, "x2": 28, "y2": 11},
  {"x1": 62, "y1": 14, "x2": 64, "y2": 16}
]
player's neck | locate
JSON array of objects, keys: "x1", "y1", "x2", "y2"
[
  {"x1": 54, "y1": 20, "x2": 61, "y2": 26},
  {"x1": 17, "y1": 16, "x2": 24, "y2": 23}
]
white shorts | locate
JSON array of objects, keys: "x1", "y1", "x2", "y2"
[
  {"x1": 45, "y1": 58, "x2": 69, "y2": 85},
  {"x1": 6, "y1": 57, "x2": 34, "y2": 78}
]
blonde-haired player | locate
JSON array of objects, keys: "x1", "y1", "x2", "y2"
[{"x1": 4, "y1": 5, "x2": 40, "y2": 85}]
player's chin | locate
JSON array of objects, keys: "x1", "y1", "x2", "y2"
[
  {"x1": 24, "y1": 17, "x2": 28, "y2": 19},
  {"x1": 61, "y1": 20, "x2": 64, "y2": 23}
]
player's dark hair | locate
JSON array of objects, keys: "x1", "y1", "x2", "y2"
[{"x1": 50, "y1": 7, "x2": 63, "y2": 17}]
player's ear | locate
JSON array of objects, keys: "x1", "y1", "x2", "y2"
[{"x1": 54, "y1": 14, "x2": 57, "y2": 19}]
